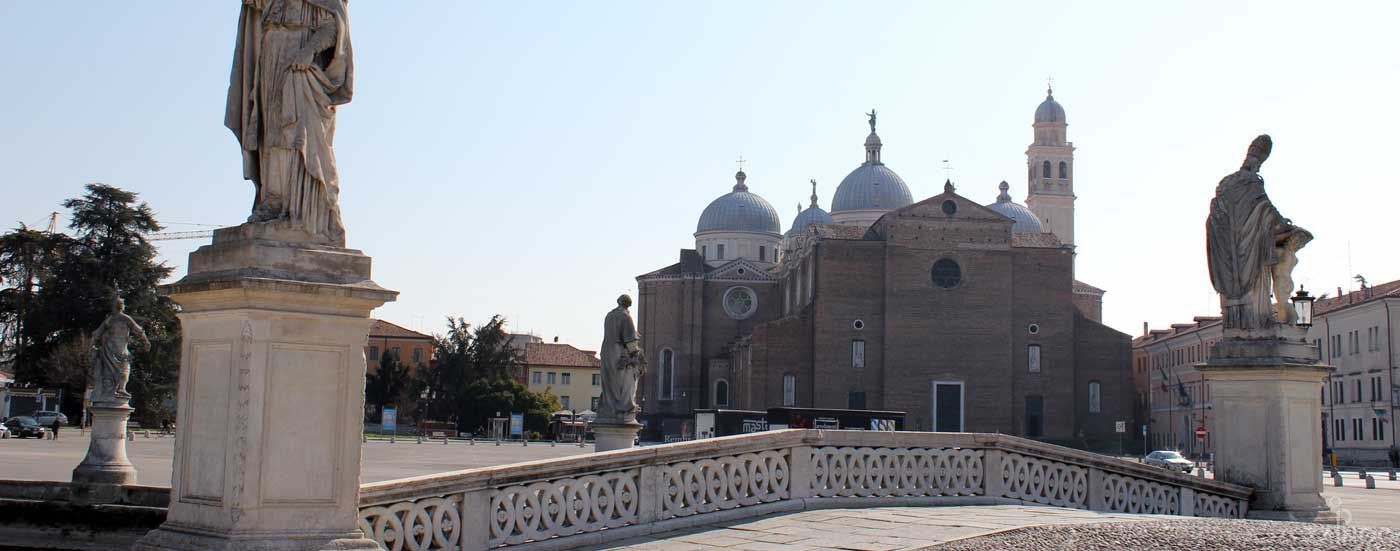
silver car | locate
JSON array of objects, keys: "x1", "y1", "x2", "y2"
[{"x1": 1145, "y1": 450, "x2": 1194, "y2": 473}]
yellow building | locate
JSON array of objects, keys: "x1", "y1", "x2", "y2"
[{"x1": 523, "y1": 342, "x2": 601, "y2": 412}]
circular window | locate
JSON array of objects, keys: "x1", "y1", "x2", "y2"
[
  {"x1": 931, "y1": 258, "x2": 962, "y2": 289},
  {"x1": 941, "y1": 200, "x2": 958, "y2": 216},
  {"x1": 1028, "y1": 323, "x2": 1040, "y2": 335},
  {"x1": 737, "y1": 268, "x2": 747, "y2": 275},
  {"x1": 852, "y1": 319, "x2": 865, "y2": 330},
  {"x1": 723, "y1": 286, "x2": 758, "y2": 320}
]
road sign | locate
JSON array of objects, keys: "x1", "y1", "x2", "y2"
[
  {"x1": 1115, "y1": 421, "x2": 1126, "y2": 433},
  {"x1": 1141, "y1": 424, "x2": 1148, "y2": 436},
  {"x1": 1195, "y1": 427, "x2": 1207, "y2": 440}
]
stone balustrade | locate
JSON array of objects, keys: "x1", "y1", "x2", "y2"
[{"x1": 356, "y1": 430, "x2": 1250, "y2": 551}]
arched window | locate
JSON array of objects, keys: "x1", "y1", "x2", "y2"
[
  {"x1": 1042, "y1": 160, "x2": 1051, "y2": 178},
  {"x1": 1058, "y1": 161, "x2": 1068, "y2": 179},
  {"x1": 714, "y1": 379, "x2": 729, "y2": 407},
  {"x1": 782, "y1": 374, "x2": 796, "y2": 406},
  {"x1": 659, "y1": 348, "x2": 675, "y2": 400}
]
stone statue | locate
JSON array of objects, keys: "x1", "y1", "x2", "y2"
[
  {"x1": 90, "y1": 295, "x2": 150, "y2": 406},
  {"x1": 1206, "y1": 135, "x2": 1313, "y2": 331},
  {"x1": 225, "y1": 0, "x2": 354, "y2": 247},
  {"x1": 866, "y1": 109, "x2": 877, "y2": 132},
  {"x1": 598, "y1": 294, "x2": 644, "y2": 424}
]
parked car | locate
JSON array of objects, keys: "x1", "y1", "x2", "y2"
[
  {"x1": 32, "y1": 410, "x2": 68, "y2": 427},
  {"x1": 1144, "y1": 450, "x2": 1193, "y2": 473},
  {"x1": 0, "y1": 423, "x2": 10, "y2": 438},
  {"x1": 3, "y1": 416, "x2": 50, "y2": 439}
]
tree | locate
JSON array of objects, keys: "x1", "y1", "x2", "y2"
[
  {"x1": 0, "y1": 184, "x2": 179, "y2": 425},
  {"x1": 365, "y1": 351, "x2": 421, "y2": 422},
  {"x1": 418, "y1": 315, "x2": 558, "y2": 434}
]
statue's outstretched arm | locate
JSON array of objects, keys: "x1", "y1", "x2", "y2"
[{"x1": 125, "y1": 315, "x2": 151, "y2": 350}]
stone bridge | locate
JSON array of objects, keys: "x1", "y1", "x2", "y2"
[{"x1": 356, "y1": 429, "x2": 1249, "y2": 550}]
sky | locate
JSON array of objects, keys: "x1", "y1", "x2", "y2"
[{"x1": 2, "y1": 1, "x2": 1397, "y2": 347}]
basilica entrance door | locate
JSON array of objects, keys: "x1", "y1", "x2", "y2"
[{"x1": 932, "y1": 381, "x2": 963, "y2": 432}]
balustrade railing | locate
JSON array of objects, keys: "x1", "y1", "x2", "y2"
[{"x1": 357, "y1": 430, "x2": 1250, "y2": 550}]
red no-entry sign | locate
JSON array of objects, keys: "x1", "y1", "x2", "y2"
[{"x1": 1195, "y1": 427, "x2": 1207, "y2": 440}]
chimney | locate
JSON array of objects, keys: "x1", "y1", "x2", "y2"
[{"x1": 1143, "y1": 322, "x2": 1149, "y2": 337}]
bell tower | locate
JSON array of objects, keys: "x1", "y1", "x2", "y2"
[{"x1": 1026, "y1": 85, "x2": 1075, "y2": 249}]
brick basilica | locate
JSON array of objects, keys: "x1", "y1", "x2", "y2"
[{"x1": 635, "y1": 88, "x2": 1134, "y2": 449}]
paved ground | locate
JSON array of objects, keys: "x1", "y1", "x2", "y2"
[
  {"x1": 581, "y1": 506, "x2": 1180, "y2": 551},
  {"x1": 931, "y1": 518, "x2": 1400, "y2": 551},
  {"x1": 0, "y1": 432, "x2": 590, "y2": 484}
]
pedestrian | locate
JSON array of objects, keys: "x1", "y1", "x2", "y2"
[
  {"x1": 51, "y1": 418, "x2": 61, "y2": 440},
  {"x1": 1389, "y1": 445, "x2": 1399, "y2": 469}
]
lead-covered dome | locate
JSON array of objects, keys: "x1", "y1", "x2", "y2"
[
  {"x1": 788, "y1": 180, "x2": 834, "y2": 235},
  {"x1": 985, "y1": 181, "x2": 1044, "y2": 234},
  {"x1": 831, "y1": 116, "x2": 913, "y2": 213},
  {"x1": 696, "y1": 170, "x2": 782, "y2": 234},
  {"x1": 1034, "y1": 87, "x2": 1066, "y2": 123}
]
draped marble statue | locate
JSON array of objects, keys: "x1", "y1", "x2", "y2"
[
  {"x1": 90, "y1": 295, "x2": 150, "y2": 406},
  {"x1": 1206, "y1": 135, "x2": 1313, "y2": 331},
  {"x1": 598, "y1": 294, "x2": 645, "y2": 425},
  {"x1": 225, "y1": 0, "x2": 354, "y2": 247}
]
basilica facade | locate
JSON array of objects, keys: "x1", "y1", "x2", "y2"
[{"x1": 635, "y1": 89, "x2": 1133, "y2": 450}]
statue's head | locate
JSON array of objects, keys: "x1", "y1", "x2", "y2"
[
  {"x1": 617, "y1": 294, "x2": 632, "y2": 309},
  {"x1": 1241, "y1": 134, "x2": 1272, "y2": 172},
  {"x1": 110, "y1": 294, "x2": 125, "y2": 313}
]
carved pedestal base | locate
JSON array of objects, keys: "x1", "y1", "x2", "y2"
[
  {"x1": 593, "y1": 422, "x2": 642, "y2": 453},
  {"x1": 134, "y1": 228, "x2": 396, "y2": 550},
  {"x1": 1200, "y1": 330, "x2": 1341, "y2": 524},
  {"x1": 71, "y1": 404, "x2": 137, "y2": 504}
]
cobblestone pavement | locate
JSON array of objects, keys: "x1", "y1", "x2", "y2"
[
  {"x1": 582, "y1": 506, "x2": 1181, "y2": 551},
  {"x1": 927, "y1": 518, "x2": 1400, "y2": 551}
]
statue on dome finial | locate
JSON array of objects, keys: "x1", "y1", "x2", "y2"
[
  {"x1": 1206, "y1": 135, "x2": 1314, "y2": 332},
  {"x1": 866, "y1": 109, "x2": 877, "y2": 133}
]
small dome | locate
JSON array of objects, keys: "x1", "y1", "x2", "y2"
[
  {"x1": 789, "y1": 179, "x2": 833, "y2": 235},
  {"x1": 696, "y1": 170, "x2": 782, "y2": 234},
  {"x1": 833, "y1": 163, "x2": 913, "y2": 212},
  {"x1": 1035, "y1": 87, "x2": 1066, "y2": 123},
  {"x1": 985, "y1": 181, "x2": 1044, "y2": 234}
]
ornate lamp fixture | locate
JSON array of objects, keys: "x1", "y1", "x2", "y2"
[{"x1": 1291, "y1": 288, "x2": 1315, "y2": 328}]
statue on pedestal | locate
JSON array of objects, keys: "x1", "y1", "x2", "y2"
[
  {"x1": 1206, "y1": 135, "x2": 1313, "y2": 332},
  {"x1": 226, "y1": 0, "x2": 354, "y2": 247},
  {"x1": 597, "y1": 294, "x2": 644, "y2": 425},
  {"x1": 90, "y1": 294, "x2": 150, "y2": 406}
]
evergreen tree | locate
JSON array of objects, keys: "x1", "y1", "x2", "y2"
[
  {"x1": 419, "y1": 315, "x2": 558, "y2": 434},
  {"x1": 0, "y1": 184, "x2": 179, "y2": 424},
  {"x1": 365, "y1": 350, "x2": 421, "y2": 422}
]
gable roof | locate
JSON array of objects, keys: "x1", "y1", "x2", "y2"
[
  {"x1": 369, "y1": 319, "x2": 433, "y2": 340},
  {"x1": 524, "y1": 342, "x2": 601, "y2": 368}
]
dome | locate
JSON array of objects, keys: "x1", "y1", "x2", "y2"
[
  {"x1": 985, "y1": 181, "x2": 1044, "y2": 234},
  {"x1": 696, "y1": 170, "x2": 782, "y2": 235},
  {"x1": 789, "y1": 179, "x2": 834, "y2": 235},
  {"x1": 1034, "y1": 88, "x2": 1066, "y2": 123},
  {"x1": 832, "y1": 163, "x2": 913, "y2": 212}
]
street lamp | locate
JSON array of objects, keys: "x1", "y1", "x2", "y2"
[{"x1": 1291, "y1": 288, "x2": 1315, "y2": 327}]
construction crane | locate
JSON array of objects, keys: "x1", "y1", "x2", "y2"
[{"x1": 149, "y1": 230, "x2": 214, "y2": 242}]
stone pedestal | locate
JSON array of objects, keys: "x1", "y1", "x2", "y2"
[
  {"x1": 134, "y1": 225, "x2": 396, "y2": 551},
  {"x1": 71, "y1": 404, "x2": 138, "y2": 504},
  {"x1": 593, "y1": 422, "x2": 642, "y2": 453},
  {"x1": 1199, "y1": 326, "x2": 1342, "y2": 524}
]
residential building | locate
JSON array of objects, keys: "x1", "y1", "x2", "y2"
[
  {"x1": 1134, "y1": 317, "x2": 1222, "y2": 459},
  {"x1": 523, "y1": 342, "x2": 601, "y2": 413},
  {"x1": 1311, "y1": 279, "x2": 1400, "y2": 467},
  {"x1": 365, "y1": 319, "x2": 434, "y2": 375}
]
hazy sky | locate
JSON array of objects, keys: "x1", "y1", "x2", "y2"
[{"x1": 2, "y1": 1, "x2": 1396, "y2": 347}]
